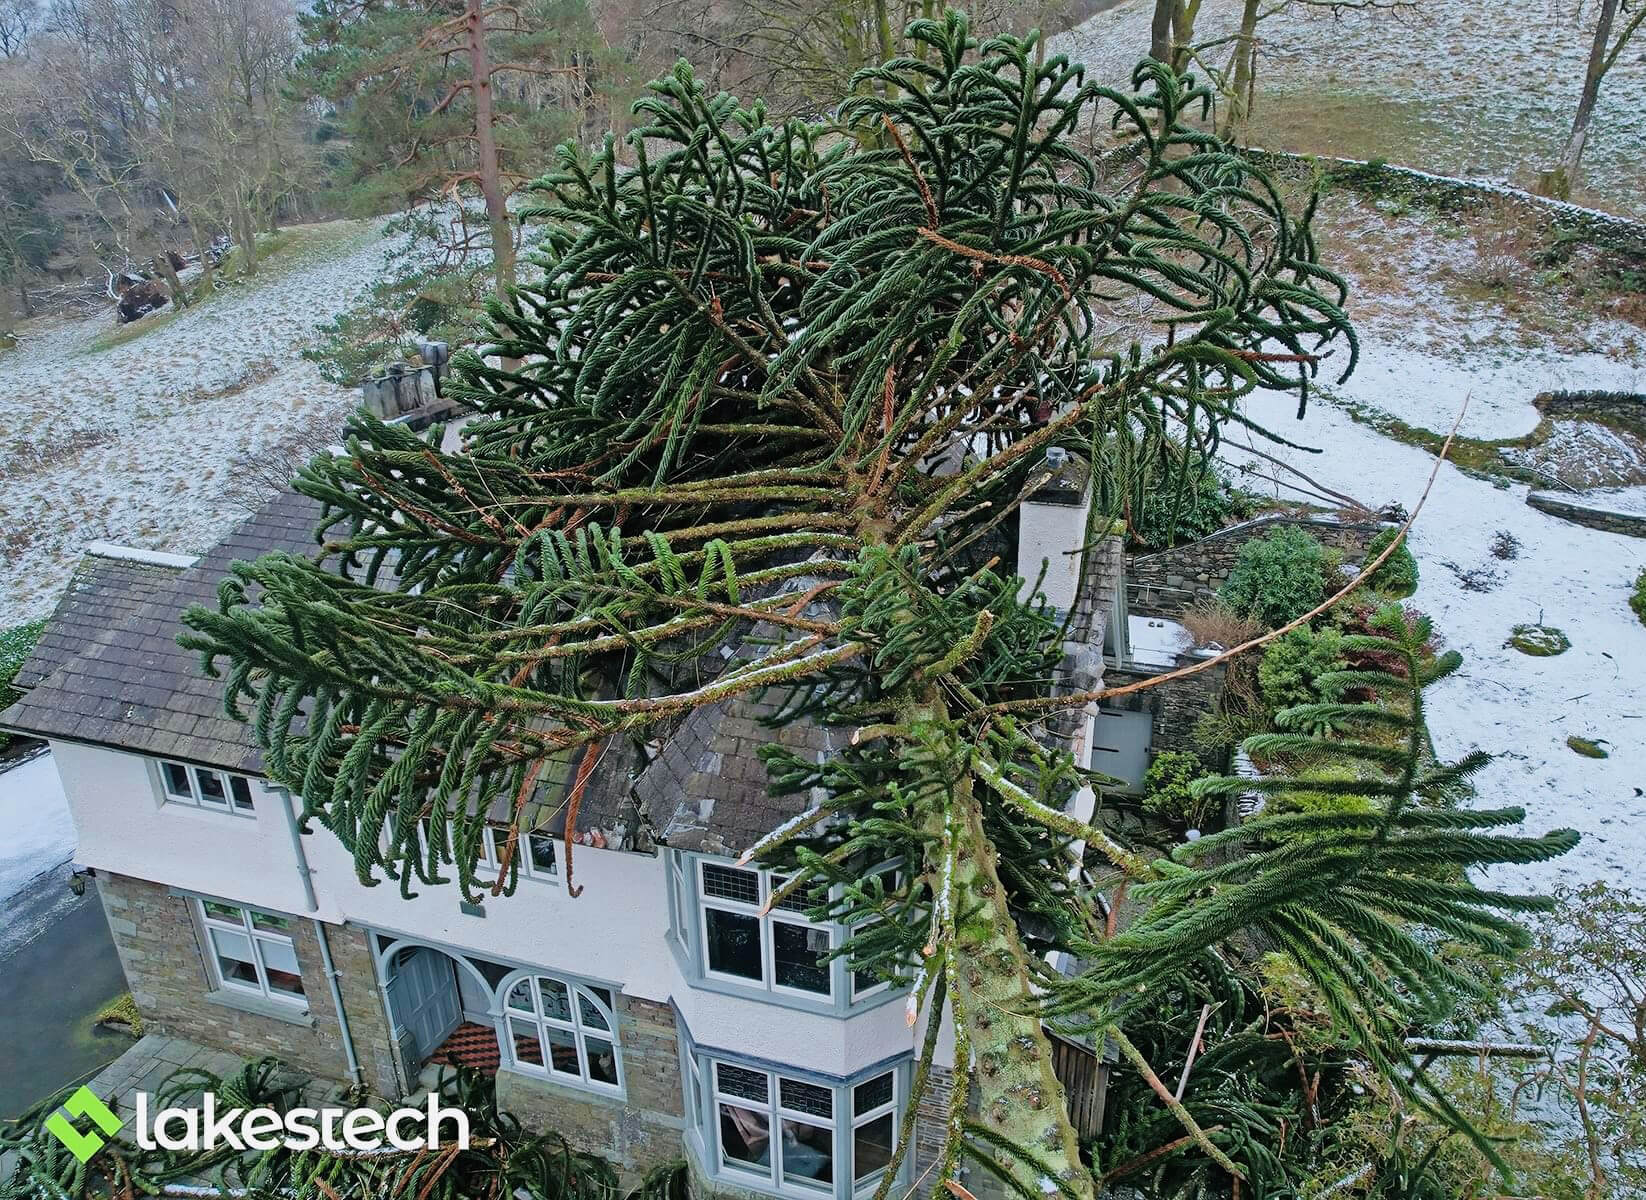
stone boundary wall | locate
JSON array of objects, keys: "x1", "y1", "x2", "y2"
[
  {"x1": 1533, "y1": 390, "x2": 1646, "y2": 431},
  {"x1": 1242, "y1": 150, "x2": 1646, "y2": 260},
  {"x1": 1526, "y1": 491, "x2": 1646, "y2": 538},
  {"x1": 1127, "y1": 513, "x2": 1390, "y2": 619}
]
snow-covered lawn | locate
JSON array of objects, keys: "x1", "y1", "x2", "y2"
[
  {"x1": 1225, "y1": 376, "x2": 1646, "y2": 899},
  {"x1": 0, "y1": 754, "x2": 74, "y2": 909},
  {"x1": 1050, "y1": 0, "x2": 1646, "y2": 218},
  {"x1": 0, "y1": 218, "x2": 390, "y2": 623}
]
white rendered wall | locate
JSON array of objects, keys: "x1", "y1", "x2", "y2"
[
  {"x1": 52, "y1": 740, "x2": 320, "y2": 918},
  {"x1": 52, "y1": 738, "x2": 932, "y2": 1079},
  {"x1": 1016, "y1": 497, "x2": 1086, "y2": 612}
]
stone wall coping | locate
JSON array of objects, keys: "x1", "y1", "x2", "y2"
[{"x1": 1129, "y1": 511, "x2": 1393, "y2": 567}]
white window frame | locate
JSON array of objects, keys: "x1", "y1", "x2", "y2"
[
  {"x1": 499, "y1": 972, "x2": 622, "y2": 1094},
  {"x1": 416, "y1": 819, "x2": 559, "y2": 883},
  {"x1": 196, "y1": 899, "x2": 306, "y2": 1006},
  {"x1": 698, "y1": 1057, "x2": 901, "y2": 1200},
  {"x1": 698, "y1": 861, "x2": 836, "y2": 1001},
  {"x1": 848, "y1": 1071, "x2": 898, "y2": 1193},
  {"x1": 158, "y1": 759, "x2": 256, "y2": 816},
  {"x1": 669, "y1": 850, "x2": 692, "y2": 954}
]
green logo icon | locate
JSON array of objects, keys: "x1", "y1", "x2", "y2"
[{"x1": 45, "y1": 1086, "x2": 123, "y2": 1163}]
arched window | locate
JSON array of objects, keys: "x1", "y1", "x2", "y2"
[{"x1": 502, "y1": 974, "x2": 621, "y2": 1092}]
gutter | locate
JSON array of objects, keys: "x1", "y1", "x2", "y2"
[{"x1": 276, "y1": 786, "x2": 362, "y2": 1088}]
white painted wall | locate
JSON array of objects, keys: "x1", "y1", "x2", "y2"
[
  {"x1": 305, "y1": 827, "x2": 676, "y2": 1000},
  {"x1": 52, "y1": 738, "x2": 931, "y2": 1079},
  {"x1": 53, "y1": 741, "x2": 319, "y2": 918},
  {"x1": 1017, "y1": 496, "x2": 1087, "y2": 612}
]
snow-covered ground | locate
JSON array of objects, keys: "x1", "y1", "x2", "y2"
[
  {"x1": 1225, "y1": 383, "x2": 1646, "y2": 898},
  {"x1": 0, "y1": 754, "x2": 74, "y2": 912},
  {"x1": 1050, "y1": 0, "x2": 1646, "y2": 218},
  {"x1": 0, "y1": 218, "x2": 390, "y2": 623}
]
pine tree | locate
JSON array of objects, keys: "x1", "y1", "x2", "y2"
[
  {"x1": 182, "y1": 17, "x2": 1573, "y2": 1196},
  {"x1": 292, "y1": 0, "x2": 622, "y2": 298}
]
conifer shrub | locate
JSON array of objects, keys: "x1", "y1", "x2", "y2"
[
  {"x1": 1132, "y1": 468, "x2": 1245, "y2": 548},
  {"x1": 1142, "y1": 749, "x2": 1219, "y2": 830},
  {"x1": 1360, "y1": 527, "x2": 1418, "y2": 598},
  {"x1": 1220, "y1": 527, "x2": 1329, "y2": 626},
  {"x1": 1258, "y1": 626, "x2": 1348, "y2": 713},
  {"x1": 1632, "y1": 568, "x2": 1646, "y2": 628}
]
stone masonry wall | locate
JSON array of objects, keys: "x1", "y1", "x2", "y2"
[
  {"x1": 97, "y1": 871, "x2": 400, "y2": 1097},
  {"x1": 1533, "y1": 390, "x2": 1646, "y2": 431},
  {"x1": 1127, "y1": 514, "x2": 1389, "y2": 619},
  {"x1": 1525, "y1": 491, "x2": 1646, "y2": 538},
  {"x1": 1243, "y1": 151, "x2": 1646, "y2": 260},
  {"x1": 497, "y1": 994, "x2": 684, "y2": 1181},
  {"x1": 1105, "y1": 651, "x2": 1231, "y2": 772}
]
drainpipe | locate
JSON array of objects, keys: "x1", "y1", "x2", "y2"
[
  {"x1": 314, "y1": 918, "x2": 364, "y2": 1089},
  {"x1": 276, "y1": 786, "x2": 363, "y2": 1089},
  {"x1": 276, "y1": 786, "x2": 319, "y2": 914}
]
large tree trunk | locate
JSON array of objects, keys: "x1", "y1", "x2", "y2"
[
  {"x1": 0, "y1": 281, "x2": 16, "y2": 343},
  {"x1": 466, "y1": 0, "x2": 515, "y2": 303},
  {"x1": 1219, "y1": 0, "x2": 1261, "y2": 140},
  {"x1": 1150, "y1": 0, "x2": 1174, "y2": 62},
  {"x1": 1558, "y1": 0, "x2": 1620, "y2": 187},
  {"x1": 236, "y1": 200, "x2": 260, "y2": 275},
  {"x1": 150, "y1": 244, "x2": 188, "y2": 310}
]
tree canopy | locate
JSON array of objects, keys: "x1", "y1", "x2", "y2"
[{"x1": 182, "y1": 16, "x2": 1575, "y2": 1195}]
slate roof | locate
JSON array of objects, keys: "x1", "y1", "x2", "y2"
[
  {"x1": 0, "y1": 489, "x2": 332, "y2": 771},
  {"x1": 0, "y1": 489, "x2": 648, "y2": 840},
  {"x1": 635, "y1": 664, "x2": 836, "y2": 857},
  {"x1": 12, "y1": 548, "x2": 192, "y2": 692}
]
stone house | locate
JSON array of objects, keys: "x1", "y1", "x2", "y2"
[{"x1": 1, "y1": 459, "x2": 1143, "y2": 1197}]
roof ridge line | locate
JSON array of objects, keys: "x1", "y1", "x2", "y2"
[{"x1": 83, "y1": 542, "x2": 200, "y2": 569}]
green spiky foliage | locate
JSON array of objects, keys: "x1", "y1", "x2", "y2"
[
  {"x1": 179, "y1": 16, "x2": 1571, "y2": 1198},
  {"x1": 0, "y1": 1060, "x2": 658, "y2": 1199},
  {"x1": 1055, "y1": 604, "x2": 1577, "y2": 1185}
]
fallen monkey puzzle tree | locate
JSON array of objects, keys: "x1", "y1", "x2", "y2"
[
  {"x1": 0, "y1": 1060, "x2": 678, "y2": 1199},
  {"x1": 179, "y1": 14, "x2": 1576, "y2": 1196}
]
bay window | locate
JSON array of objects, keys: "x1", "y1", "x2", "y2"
[
  {"x1": 700, "y1": 862, "x2": 834, "y2": 998},
  {"x1": 690, "y1": 1052, "x2": 905, "y2": 1199}
]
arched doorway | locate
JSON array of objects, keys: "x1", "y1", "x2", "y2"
[{"x1": 376, "y1": 938, "x2": 503, "y2": 1088}]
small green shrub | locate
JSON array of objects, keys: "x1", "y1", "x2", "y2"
[
  {"x1": 1507, "y1": 623, "x2": 1570, "y2": 656},
  {"x1": 1360, "y1": 527, "x2": 1418, "y2": 597},
  {"x1": 1142, "y1": 750, "x2": 1218, "y2": 831},
  {"x1": 1632, "y1": 568, "x2": 1646, "y2": 628},
  {"x1": 1220, "y1": 527, "x2": 1329, "y2": 626},
  {"x1": 1566, "y1": 735, "x2": 1608, "y2": 759},
  {"x1": 0, "y1": 619, "x2": 46, "y2": 753},
  {"x1": 1133, "y1": 469, "x2": 1243, "y2": 548},
  {"x1": 1190, "y1": 708, "x2": 1268, "y2": 759},
  {"x1": 1258, "y1": 626, "x2": 1347, "y2": 713}
]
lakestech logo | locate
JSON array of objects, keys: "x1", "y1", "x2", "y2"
[{"x1": 47, "y1": 1088, "x2": 470, "y2": 1163}]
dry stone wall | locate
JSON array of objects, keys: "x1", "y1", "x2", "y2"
[{"x1": 1127, "y1": 514, "x2": 1389, "y2": 619}]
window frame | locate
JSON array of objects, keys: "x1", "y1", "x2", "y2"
[
  {"x1": 698, "y1": 860, "x2": 837, "y2": 1002},
  {"x1": 499, "y1": 971, "x2": 622, "y2": 1095},
  {"x1": 195, "y1": 899, "x2": 306, "y2": 1007},
  {"x1": 690, "y1": 1051, "x2": 905, "y2": 1200},
  {"x1": 415, "y1": 819, "x2": 560, "y2": 885},
  {"x1": 157, "y1": 759, "x2": 256, "y2": 817}
]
